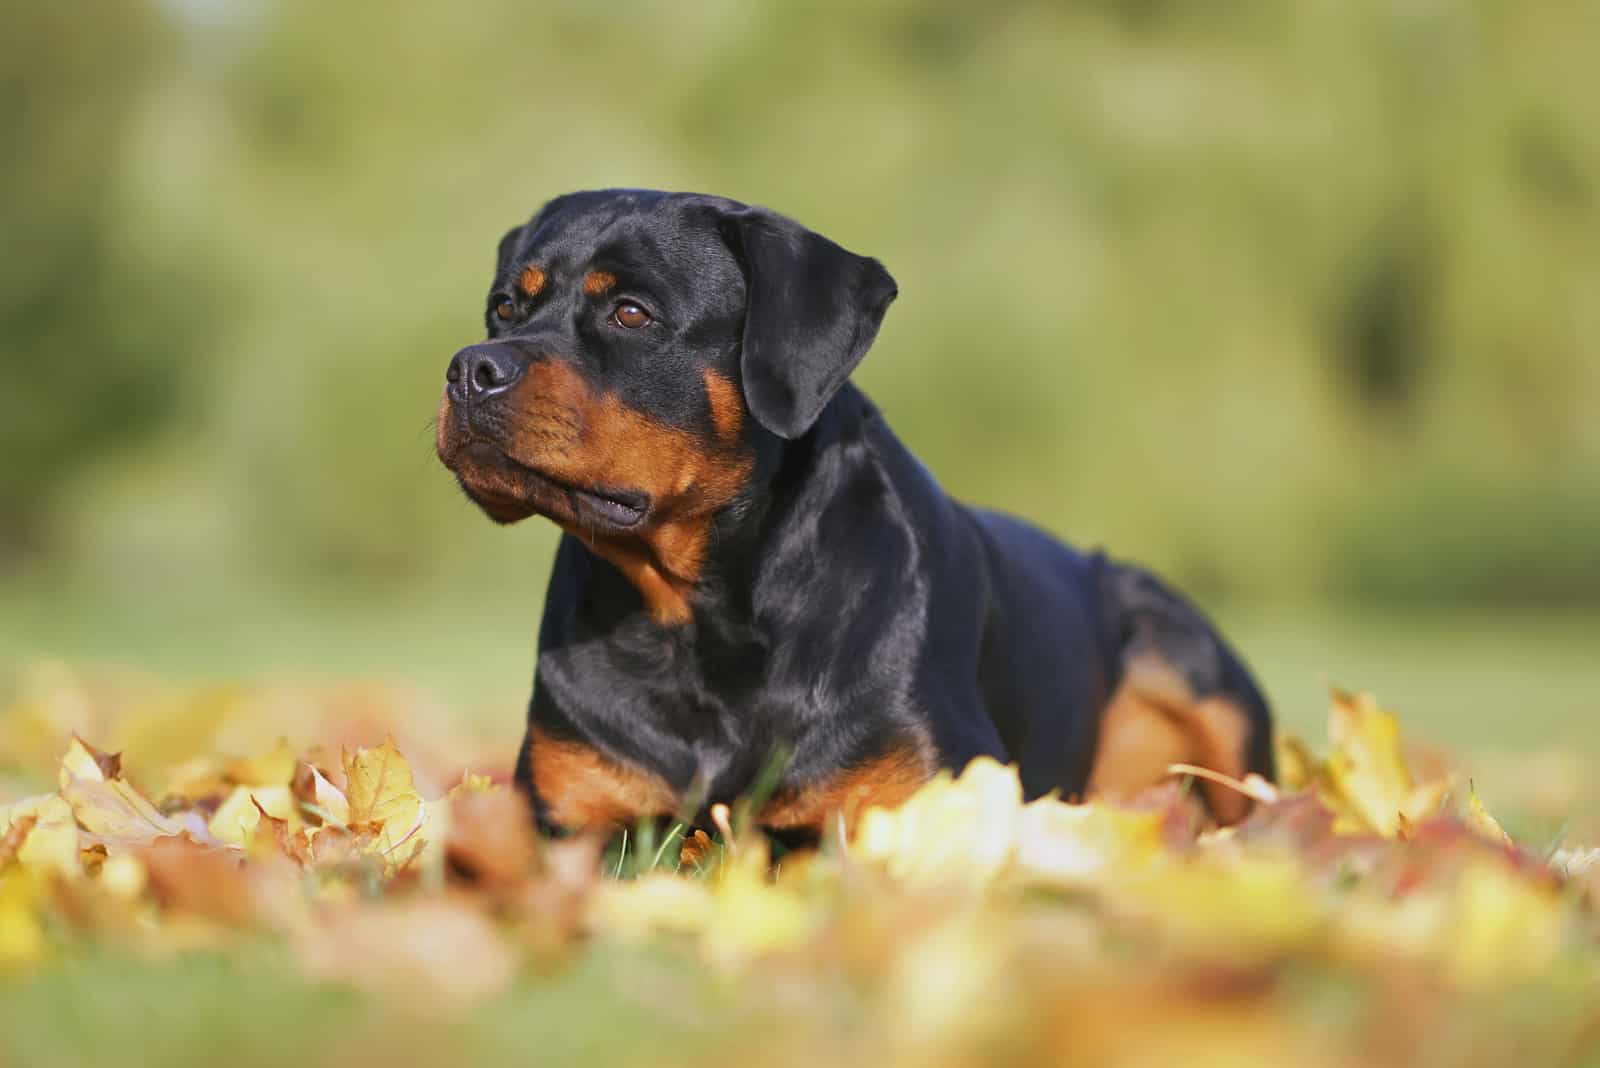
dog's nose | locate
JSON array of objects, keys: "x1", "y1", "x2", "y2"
[{"x1": 446, "y1": 343, "x2": 524, "y2": 403}]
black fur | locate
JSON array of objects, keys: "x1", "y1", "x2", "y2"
[{"x1": 436, "y1": 189, "x2": 1274, "y2": 835}]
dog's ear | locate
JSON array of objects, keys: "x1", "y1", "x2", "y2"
[{"x1": 718, "y1": 207, "x2": 898, "y2": 439}]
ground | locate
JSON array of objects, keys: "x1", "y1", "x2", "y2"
[{"x1": 1, "y1": 598, "x2": 1597, "y2": 1067}]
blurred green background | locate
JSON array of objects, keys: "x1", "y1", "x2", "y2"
[{"x1": 2, "y1": 0, "x2": 1597, "y2": 761}]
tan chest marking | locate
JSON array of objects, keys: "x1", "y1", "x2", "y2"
[
  {"x1": 529, "y1": 727, "x2": 679, "y2": 830},
  {"x1": 758, "y1": 744, "x2": 937, "y2": 837}
]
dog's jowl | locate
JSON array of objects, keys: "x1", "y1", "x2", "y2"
[{"x1": 435, "y1": 189, "x2": 1275, "y2": 841}]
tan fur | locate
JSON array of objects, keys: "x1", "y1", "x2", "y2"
[
  {"x1": 1087, "y1": 652, "x2": 1254, "y2": 824},
  {"x1": 518, "y1": 264, "x2": 546, "y2": 297},
  {"x1": 497, "y1": 361, "x2": 753, "y2": 624},
  {"x1": 528, "y1": 727, "x2": 679, "y2": 829},
  {"x1": 758, "y1": 744, "x2": 937, "y2": 836}
]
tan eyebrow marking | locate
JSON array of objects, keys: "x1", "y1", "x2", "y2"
[
  {"x1": 582, "y1": 270, "x2": 617, "y2": 297},
  {"x1": 518, "y1": 265, "x2": 546, "y2": 297}
]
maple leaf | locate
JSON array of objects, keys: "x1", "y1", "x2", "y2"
[
  {"x1": 292, "y1": 761, "x2": 350, "y2": 826},
  {"x1": 207, "y1": 784, "x2": 297, "y2": 847},
  {"x1": 1014, "y1": 797, "x2": 1166, "y2": 885},
  {"x1": 341, "y1": 738, "x2": 423, "y2": 853},
  {"x1": 249, "y1": 798, "x2": 313, "y2": 868},
  {"x1": 139, "y1": 836, "x2": 257, "y2": 927},
  {"x1": 0, "y1": 795, "x2": 80, "y2": 879},
  {"x1": 1313, "y1": 690, "x2": 1452, "y2": 837},
  {"x1": 59, "y1": 734, "x2": 122, "y2": 783},
  {"x1": 57, "y1": 737, "x2": 182, "y2": 851},
  {"x1": 854, "y1": 757, "x2": 1024, "y2": 887}
]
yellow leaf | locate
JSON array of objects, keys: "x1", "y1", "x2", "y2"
[
  {"x1": 295, "y1": 762, "x2": 350, "y2": 826},
  {"x1": 1321, "y1": 690, "x2": 1450, "y2": 837},
  {"x1": 61, "y1": 776, "x2": 181, "y2": 851},
  {"x1": 225, "y1": 739, "x2": 298, "y2": 787},
  {"x1": 207, "y1": 784, "x2": 296, "y2": 847},
  {"x1": 1014, "y1": 798, "x2": 1165, "y2": 885},
  {"x1": 701, "y1": 841, "x2": 821, "y2": 966},
  {"x1": 59, "y1": 733, "x2": 121, "y2": 786},
  {"x1": 55, "y1": 735, "x2": 181, "y2": 850},
  {"x1": 1, "y1": 795, "x2": 81, "y2": 879},
  {"x1": 1446, "y1": 861, "x2": 1566, "y2": 987},
  {"x1": 589, "y1": 873, "x2": 717, "y2": 941},
  {"x1": 342, "y1": 738, "x2": 423, "y2": 853},
  {"x1": 446, "y1": 771, "x2": 497, "y2": 799},
  {"x1": 0, "y1": 870, "x2": 46, "y2": 970},
  {"x1": 1273, "y1": 734, "x2": 1319, "y2": 793},
  {"x1": 98, "y1": 853, "x2": 148, "y2": 900},
  {"x1": 854, "y1": 757, "x2": 1024, "y2": 887},
  {"x1": 1120, "y1": 854, "x2": 1324, "y2": 957},
  {"x1": 1465, "y1": 782, "x2": 1513, "y2": 848}
]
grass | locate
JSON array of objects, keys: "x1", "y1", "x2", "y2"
[
  {"x1": 3, "y1": 582, "x2": 1596, "y2": 757},
  {"x1": 0, "y1": 943, "x2": 734, "y2": 1068},
  {"x1": 2, "y1": 588, "x2": 1599, "y2": 1067}
]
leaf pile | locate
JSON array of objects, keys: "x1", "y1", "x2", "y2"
[{"x1": 3, "y1": 678, "x2": 1599, "y2": 1067}]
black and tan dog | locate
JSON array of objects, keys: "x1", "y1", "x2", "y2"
[{"x1": 436, "y1": 189, "x2": 1274, "y2": 842}]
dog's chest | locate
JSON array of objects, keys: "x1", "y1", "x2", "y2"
[{"x1": 531, "y1": 628, "x2": 935, "y2": 835}]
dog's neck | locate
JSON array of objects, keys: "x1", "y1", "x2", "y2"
[{"x1": 569, "y1": 386, "x2": 874, "y2": 629}]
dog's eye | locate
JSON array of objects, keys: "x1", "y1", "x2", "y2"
[
  {"x1": 611, "y1": 302, "x2": 652, "y2": 330},
  {"x1": 493, "y1": 299, "x2": 516, "y2": 321}
]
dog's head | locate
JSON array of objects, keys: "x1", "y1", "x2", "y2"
[{"x1": 435, "y1": 190, "x2": 896, "y2": 621}]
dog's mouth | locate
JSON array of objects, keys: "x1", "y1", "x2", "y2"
[{"x1": 449, "y1": 441, "x2": 649, "y2": 532}]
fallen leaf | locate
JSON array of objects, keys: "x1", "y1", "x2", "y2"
[
  {"x1": 342, "y1": 739, "x2": 423, "y2": 852},
  {"x1": 1319, "y1": 690, "x2": 1452, "y2": 837},
  {"x1": 225, "y1": 739, "x2": 299, "y2": 788},
  {"x1": 207, "y1": 784, "x2": 296, "y2": 847},
  {"x1": 139, "y1": 836, "x2": 256, "y2": 926},
  {"x1": 293, "y1": 898, "x2": 519, "y2": 1006},
  {"x1": 292, "y1": 761, "x2": 350, "y2": 826},
  {"x1": 445, "y1": 789, "x2": 537, "y2": 889},
  {"x1": 0, "y1": 795, "x2": 81, "y2": 879},
  {"x1": 1014, "y1": 797, "x2": 1165, "y2": 885},
  {"x1": 59, "y1": 734, "x2": 122, "y2": 784},
  {"x1": 249, "y1": 798, "x2": 313, "y2": 867},
  {"x1": 61, "y1": 777, "x2": 182, "y2": 852},
  {"x1": 854, "y1": 757, "x2": 1023, "y2": 887},
  {"x1": 679, "y1": 828, "x2": 714, "y2": 869},
  {"x1": 0, "y1": 869, "x2": 46, "y2": 970},
  {"x1": 1464, "y1": 783, "x2": 1513, "y2": 849}
]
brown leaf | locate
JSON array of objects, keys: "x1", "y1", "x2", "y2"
[
  {"x1": 60, "y1": 734, "x2": 122, "y2": 783},
  {"x1": 512, "y1": 833, "x2": 604, "y2": 957},
  {"x1": 0, "y1": 816, "x2": 37, "y2": 870},
  {"x1": 293, "y1": 897, "x2": 519, "y2": 1006},
  {"x1": 445, "y1": 790, "x2": 538, "y2": 890},
  {"x1": 62, "y1": 777, "x2": 182, "y2": 851},
  {"x1": 679, "y1": 829, "x2": 714, "y2": 869},
  {"x1": 251, "y1": 798, "x2": 312, "y2": 868},
  {"x1": 139, "y1": 836, "x2": 256, "y2": 926}
]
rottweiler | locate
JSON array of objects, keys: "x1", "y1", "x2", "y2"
[{"x1": 435, "y1": 189, "x2": 1274, "y2": 842}]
